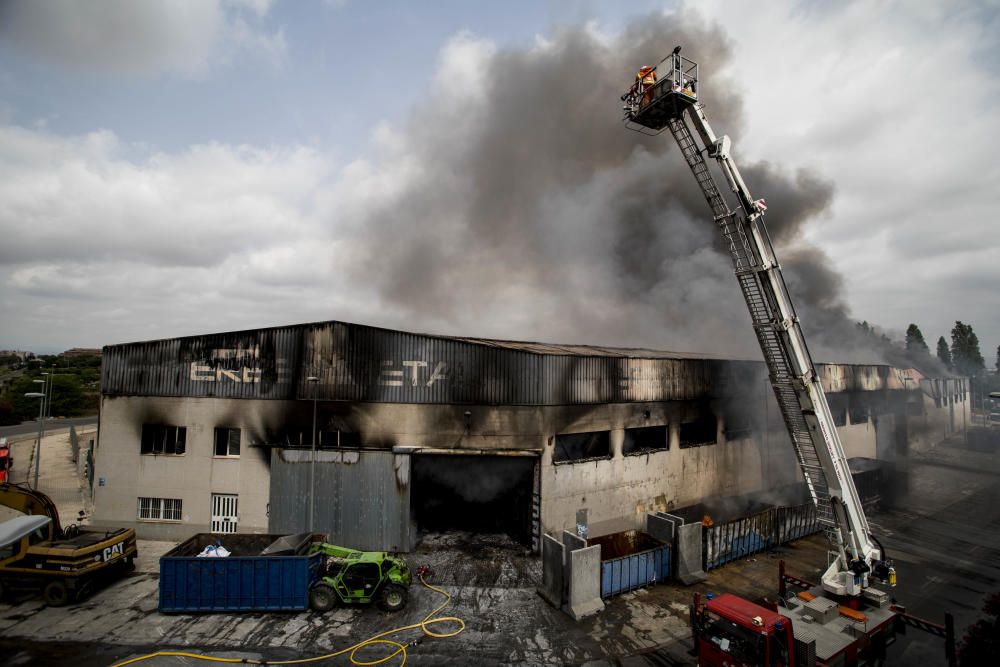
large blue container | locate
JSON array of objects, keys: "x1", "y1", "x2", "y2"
[
  {"x1": 600, "y1": 544, "x2": 672, "y2": 598},
  {"x1": 588, "y1": 530, "x2": 672, "y2": 599},
  {"x1": 159, "y1": 533, "x2": 323, "y2": 613}
]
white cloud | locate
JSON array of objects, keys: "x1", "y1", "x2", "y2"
[
  {"x1": 0, "y1": 126, "x2": 333, "y2": 268},
  {"x1": 692, "y1": 0, "x2": 1000, "y2": 346},
  {"x1": 1, "y1": 2, "x2": 997, "y2": 357},
  {"x1": 0, "y1": 0, "x2": 285, "y2": 76}
]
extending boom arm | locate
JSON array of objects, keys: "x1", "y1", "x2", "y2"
[{"x1": 623, "y1": 53, "x2": 892, "y2": 596}]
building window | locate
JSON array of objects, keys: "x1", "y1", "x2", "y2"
[
  {"x1": 623, "y1": 425, "x2": 668, "y2": 455},
  {"x1": 553, "y1": 431, "x2": 611, "y2": 464},
  {"x1": 849, "y1": 404, "x2": 870, "y2": 425},
  {"x1": 679, "y1": 416, "x2": 717, "y2": 448},
  {"x1": 319, "y1": 430, "x2": 362, "y2": 449},
  {"x1": 723, "y1": 414, "x2": 753, "y2": 441},
  {"x1": 140, "y1": 424, "x2": 186, "y2": 455},
  {"x1": 214, "y1": 427, "x2": 241, "y2": 457},
  {"x1": 137, "y1": 497, "x2": 183, "y2": 521}
]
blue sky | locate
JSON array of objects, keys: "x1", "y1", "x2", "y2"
[
  {"x1": 0, "y1": 0, "x2": 997, "y2": 367},
  {"x1": 1, "y1": 1, "x2": 662, "y2": 155}
]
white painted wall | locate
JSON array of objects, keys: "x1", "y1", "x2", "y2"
[
  {"x1": 93, "y1": 384, "x2": 963, "y2": 542},
  {"x1": 92, "y1": 396, "x2": 273, "y2": 540}
]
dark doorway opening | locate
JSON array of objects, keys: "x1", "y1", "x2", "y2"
[{"x1": 410, "y1": 454, "x2": 536, "y2": 546}]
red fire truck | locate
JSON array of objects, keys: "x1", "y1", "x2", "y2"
[{"x1": 0, "y1": 438, "x2": 12, "y2": 484}]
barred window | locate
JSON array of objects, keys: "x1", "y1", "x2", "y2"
[
  {"x1": 137, "y1": 497, "x2": 183, "y2": 521},
  {"x1": 140, "y1": 424, "x2": 186, "y2": 455},
  {"x1": 214, "y1": 427, "x2": 241, "y2": 457}
]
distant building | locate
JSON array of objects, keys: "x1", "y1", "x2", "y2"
[
  {"x1": 91, "y1": 320, "x2": 970, "y2": 547},
  {"x1": 61, "y1": 348, "x2": 102, "y2": 359}
]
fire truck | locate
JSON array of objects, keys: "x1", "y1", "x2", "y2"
[
  {"x1": 622, "y1": 49, "x2": 955, "y2": 666},
  {"x1": 0, "y1": 438, "x2": 11, "y2": 484}
]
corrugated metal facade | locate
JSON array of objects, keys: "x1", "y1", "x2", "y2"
[
  {"x1": 101, "y1": 319, "x2": 908, "y2": 405},
  {"x1": 100, "y1": 320, "x2": 761, "y2": 405},
  {"x1": 268, "y1": 449, "x2": 409, "y2": 552}
]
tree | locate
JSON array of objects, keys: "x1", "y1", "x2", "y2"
[
  {"x1": 959, "y1": 592, "x2": 1000, "y2": 664},
  {"x1": 47, "y1": 375, "x2": 86, "y2": 417},
  {"x1": 937, "y1": 336, "x2": 952, "y2": 370},
  {"x1": 905, "y1": 324, "x2": 929, "y2": 355},
  {"x1": 4, "y1": 374, "x2": 88, "y2": 421},
  {"x1": 951, "y1": 321, "x2": 985, "y2": 376}
]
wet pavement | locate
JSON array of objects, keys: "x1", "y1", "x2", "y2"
[{"x1": 1, "y1": 436, "x2": 998, "y2": 665}]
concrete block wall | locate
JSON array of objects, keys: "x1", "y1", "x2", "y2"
[
  {"x1": 92, "y1": 381, "x2": 963, "y2": 541},
  {"x1": 540, "y1": 423, "x2": 774, "y2": 539},
  {"x1": 93, "y1": 396, "x2": 273, "y2": 540}
]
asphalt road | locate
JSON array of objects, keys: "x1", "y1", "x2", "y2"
[
  {"x1": 0, "y1": 416, "x2": 97, "y2": 440},
  {"x1": 0, "y1": 435, "x2": 996, "y2": 666}
]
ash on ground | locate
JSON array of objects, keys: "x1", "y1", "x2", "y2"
[{"x1": 411, "y1": 531, "x2": 540, "y2": 589}]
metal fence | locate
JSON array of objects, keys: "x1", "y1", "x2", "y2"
[
  {"x1": 704, "y1": 503, "x2": 821, "y2": 570},
  {"x1": 69, "y1": 426, "x2": 79, "y2": 463},
  {"x1": 600, "y1": 543, "x2": 672, "y2": 599},
  {"x1": 776, "y1": 503, "x2": 821, "y2": 544}
]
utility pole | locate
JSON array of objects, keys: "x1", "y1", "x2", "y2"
[
  {"x1": 25, "y1": 390, "x2": 45, "y2": 489},
  {"x1": 306, "y1": 376, "x2": 320, "y2": 533}
]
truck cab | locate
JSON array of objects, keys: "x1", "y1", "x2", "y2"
[
  {"x1": 694, "y1": 593, "x2": 794, "y2": 667},
  {"x1": 0, "y1": 438, "x2": 12, "y2": 484}
]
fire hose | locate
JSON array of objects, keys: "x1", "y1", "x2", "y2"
[{"x1": 110, "y1": 569, "x2": 464, "y2": 667}]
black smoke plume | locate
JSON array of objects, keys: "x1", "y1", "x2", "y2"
[{"x1": 342, "y1": 12, "x2": 906, "y2": 365}]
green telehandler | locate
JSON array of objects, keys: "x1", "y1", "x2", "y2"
[{"x1": 306, "y1": 543, "x2": 412, "y2": 612}]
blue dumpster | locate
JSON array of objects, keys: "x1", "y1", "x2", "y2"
[
  {"x1": 159, "y1": 533, "x2": 323, "y2": 613},
  {"x1": 588, "y1": 530, "x2": 672, "y2": 599}
]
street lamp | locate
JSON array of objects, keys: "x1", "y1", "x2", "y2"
[
  {"x1": 24, "y1": 391, "x2": 45, "y2": 489},
  {"x1": 33, "y1": 378, "x2": 48, "y2": 448},
  {"x1": 306, "y1": 376, "x2": 320, "y2": 533},
  {"x1": 41, "y1": 372, "x2": 52, "y2": 421}
]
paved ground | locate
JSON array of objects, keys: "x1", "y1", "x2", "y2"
[
  {"x1": 0, "y1": 424, "x2": 94, "y2": 524},
  {"x1": 0, "y1": 416, "x2": 98, "y2": 439},
  {"x1": 1, "y1": 432, "x2": 998, "y2": 666}
]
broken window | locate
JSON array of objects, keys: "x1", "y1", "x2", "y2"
[
  {"x1": 826, "y1": 395, "x2": 848, "y2": 427},
  {"x1": 137, "y1": 497, "x2": 183, "y2": 521},
  {"x1": 723, "y1": 414, "x2": 753, "y2": 441},
  {"x1": 319, "y1": 430, "x2": 361, "y2": 448},
  {"x1": 553, "y1": 431, "x2": 611, "y2": 463},
  {"x1": 679, "y1": 417, "x2": 717, "y2": 448},
  {"x1": 623, "y1": 425, "x2": 668, "y2": 455},
  {"x1": 849, "y1": 403, "x2": 869, "y2": 425},
  {"x1": 214, "y1": 427, "x2": 241, "y2": 457},
  {"x1": 140, "y1": 424, "x2": 186, "y2": 455}
]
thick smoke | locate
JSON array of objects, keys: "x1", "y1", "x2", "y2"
[{"x1": 341, "y1": 12, "x2": 902, "y2": 365}]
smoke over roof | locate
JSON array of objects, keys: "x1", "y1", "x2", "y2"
[{"x1": 336, "y1": 12, "x2": 905, "y2": 365}]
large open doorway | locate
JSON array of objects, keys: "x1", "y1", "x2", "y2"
[{"x1": 410, "y1": 453, "x2": 538, "y2": 548}]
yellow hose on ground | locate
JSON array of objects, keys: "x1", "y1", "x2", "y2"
[{"x1": 111, "y1": 575, "x2": 464, "y2": 667}]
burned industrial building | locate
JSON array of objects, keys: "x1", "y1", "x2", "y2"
[{"x1": 92, "y1": 319, "x2": 970, "y2": 549}]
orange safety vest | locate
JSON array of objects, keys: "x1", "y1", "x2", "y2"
[{"x1": 636, "y1": 66, "x2": 656, "y2": 86}]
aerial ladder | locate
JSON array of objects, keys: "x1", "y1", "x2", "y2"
[
  {"x1": 623, "y1": 48, "x2": 891, "y2": 598},
  {"x1": 622, "y1": 50, "x2": 958, "y2": 666}
]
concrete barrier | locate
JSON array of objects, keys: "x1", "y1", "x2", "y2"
[
  {"x1": 563, "y1": 544, "x2": 604, "y2": 620},
  {"x1": 676, "y1": 521, "x2": 707, "y2": 585},
  {"x1": 647, "y1": 513, "x2": 675, "y2": 544},
  {"x1": 538, "y1": 533, "x2": 565, "y2": 607},
  {"x1": 562, "y1": 530, "x2": 587, "y2": 551}
]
